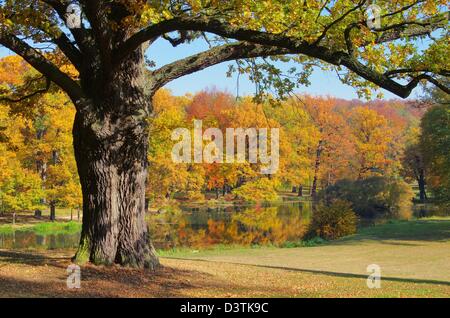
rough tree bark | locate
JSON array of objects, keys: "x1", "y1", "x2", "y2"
[{"x1": 72, "y1": 46, "x2": 159, "y2": 269}]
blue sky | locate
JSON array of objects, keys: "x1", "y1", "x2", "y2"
[
  {"x1": 146, "y1": 38, "x2": 404, "y2": 100},
  {"x1": 0, "y1": 38, "x2": 419, "y2": 100}
]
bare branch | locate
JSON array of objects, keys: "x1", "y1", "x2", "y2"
[
  {"x1": 384, "y1": 68, "x2": 450, "y2": 78},
  {"x1": 374, "y1": 14, "x2": 448, "y2": 44}
]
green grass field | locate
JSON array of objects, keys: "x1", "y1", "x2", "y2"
[
  {"x1": 159, "y1": 217, "x2": 450, "y2": 296},
  {"x1": 0, "y1": 221, "x2": 81, "y2": 235}
]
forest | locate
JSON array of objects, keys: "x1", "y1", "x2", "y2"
[{"x1": 1, "y1": 54, "x2": 448, "y2": 218}]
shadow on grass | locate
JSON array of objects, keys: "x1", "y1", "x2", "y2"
[
  {"x1": 175, "y1": 258, "x2": 450, "y2": 287},
  {"x1": 0, "y1": 249, "x2": 245, "y2": 297}
]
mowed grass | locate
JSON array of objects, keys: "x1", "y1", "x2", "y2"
[
  {"x1": 1, "y1": 249, "x2": 449, "y2": 297},
  {"x1": 159, "y1": 217, "x2": 450, "y2": 297}
]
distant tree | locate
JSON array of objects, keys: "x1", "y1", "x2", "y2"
[
  {"x1": 147, "y1": 89, "x2": 192, "y2": 200},
  {"x1": 401, "y1": 126, "x2": 427, "y2": 203},
  {"x1": 348, "y1": 107, "x2": 394, "y2": 179},
  {"x1": 270, "y1": 98, "x2": 319, "y2": 196},
  {"x1": 0, "y1": 56, "x2": 81, "y2": 220},
  {"x1": 301, "y1": 96, "x2": 351, "y2": 197},
  {"x1": 0, "y1": 140, "x2": 43, "y2": 214},
  {"x1": 421, "y1": 101, "x2": 450, "y2": 211},
  {"x1": 402, "y1": 142, "x2": 427, "y2": 203}
]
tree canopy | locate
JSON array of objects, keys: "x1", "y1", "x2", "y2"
[{"x1": 0, "y1": 0, "x2": 448, "y2": 103}]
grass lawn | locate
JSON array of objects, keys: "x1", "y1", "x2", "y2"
[
  {"x1": 0, "y1": 217, "x2": 449, "y2": 297},
  {"x1": 159, "y1": 217, "x2": 450, "y2": 295},
  {"x1": 0, "y1": 221, "x2": 81, "y2": 235}
]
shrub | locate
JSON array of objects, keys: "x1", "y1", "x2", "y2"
[
  {"x1": 232, "y1": 178, "x2": 279, "y2": 202},
  {"x1": 320, "y1": 177, "x2": 413, "y2": 219},
  {"x1": 308, "y1": 200, "x2": 357, "y2": 240}
]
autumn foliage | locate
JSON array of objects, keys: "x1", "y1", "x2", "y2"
[{"x1": 0, "y1": 55, "x2": 438, "y2": 217}]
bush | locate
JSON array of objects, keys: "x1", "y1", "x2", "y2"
[
  {"x1": 308, "y1": 200, "x2": 357, "y2": 240},
  {"x1": 232, "y1": 178, "x2": 279, "y2": 202},
  {"x1": 320, "y1": 177, "x2": 413, "y2": 219}
]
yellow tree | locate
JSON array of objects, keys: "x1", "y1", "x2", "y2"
[
  {"x1": 0, "y1": 103, "x2": 43, "y2": 214},
  {"x1": 269, "y1": 98, "x2": 319, "y2": 196},
  {"x1": 299, "y1": 96, "x2": 352, "y2": 197},
  {"x1": 1, "y1": 55, "x2": 81, "y2": 220},
  {"x1": 348, "y1": 107, "x2": 394, "y2": 179},
  {"x1": 147, "y1": 89, "x2": 194, "y2": 201}
]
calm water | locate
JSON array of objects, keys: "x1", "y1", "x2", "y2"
[
  {"x1": 0, "y1": 231, "x2": 80, "y2": 250},
  {"x1": 150, "y1": 201, "x2": 314, "y2": 249},
  {"x1": 0, "y1": 201, "x2": 439, "y2": 250}
]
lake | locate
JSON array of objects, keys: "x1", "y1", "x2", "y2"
[{"x1": 0, "y1": 200, "x2": 440, "y2": 250}]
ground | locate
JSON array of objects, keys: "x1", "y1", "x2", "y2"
[{"x1": 0, "y1": 218, "x2": 449, "y2": 297}]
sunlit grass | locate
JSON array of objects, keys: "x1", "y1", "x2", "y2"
[
  {"x1": 157, "y1": 238, "x2": 328, "y2": 257},
  {"x1": 0, "y1": 221, "x2": 81, "y2": 235}
]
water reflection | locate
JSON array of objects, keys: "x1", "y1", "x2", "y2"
[
  {"x1": 0, "y1": 201, "x2": 440, "y2": 251},
  {"x1": 149, "y1": 201, "x2": 313, "y2": 249},
  {"x1": 0, "y1": 231, "x2": 80, "y2": 250}
]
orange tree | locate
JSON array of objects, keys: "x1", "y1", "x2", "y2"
[{"x1": 0, "y1": 0, "x2": 448, "y2": 268}]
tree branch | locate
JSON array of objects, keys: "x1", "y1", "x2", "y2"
[
  {"x1": 0, "y1": 77, "x2": 51, "y2": 103},
  {"x1": 40, "y1": 0, "x2": 92, "y2": 54},
  {"x1": 151, "y1": 42, "x2": 289, "y2": 91},
  {"x1": 313, "y1": 0, "x2": 366, "y2": 46},
  {"x1": 47, "y1": 30, "x2": 83, "y2": 70},
  {"x1": 0, "y1": 30, "x2": 84, "y2": 101},
  {"x1": 140, "y1": 15, "x2": 446, "y2": 97},
  {"x1": 373, "y1": 14, "x2": 448, "y2": 44},
  {"x1": 384, "y1": 68, "x2": 450, "y2": 78}
]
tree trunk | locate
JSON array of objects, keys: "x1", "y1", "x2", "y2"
[
  {"x1": 298, "y1": 185, "x2": 303, "y2": 197},
  {"x1": 72, "y1": 109, "x2": 158, "y2": 268},
  {"x1": 72, "y1": 48, "x2": 159, "y2": 269},
  {"x1": 50, "y1": 202, "x2": 56, "y2": 221},
  {"x1": 418, "y1": 171, "x2": 427, "y2": 203},
  {"x1": 311, "y1": 140, "x2": 324, "y2": 199}
]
